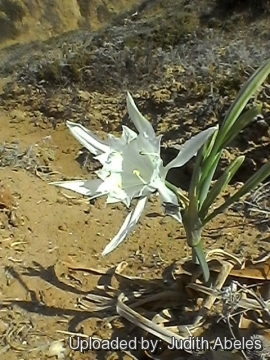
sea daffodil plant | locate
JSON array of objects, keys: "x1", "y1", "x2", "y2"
[
  {"x1": 51, "y1": 93, "x2": 216, "y2": 256},
  {"x1": 52, "y1": 58, "x2": 270, "y2": 285}
]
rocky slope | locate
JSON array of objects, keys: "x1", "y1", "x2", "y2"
[{"x1": 0, "y1": 0, "x2": 141, "y2": 48}]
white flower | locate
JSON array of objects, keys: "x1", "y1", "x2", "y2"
[{"x1": 51, "y1": 92, "x2": 217, "y2": 255}]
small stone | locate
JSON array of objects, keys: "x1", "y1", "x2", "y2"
[
  {"x1": 46, "y1": 340, "x2": 67, "y2": 359},
  {"x1": 78, "y1": 90, "x2": 91, "y2": 101},
  {"x1": 9, "y1": 210, "x2": 21, "y2": 227},
  {"x1": 9, "y1": 109, "x2": 26, "y2": 122},
  {"x1": 58, "y1": 223, "x2": 67, "y2": 231},
  {"x1": 0, "y1": 319, "x2": 8, "y2": 334}
]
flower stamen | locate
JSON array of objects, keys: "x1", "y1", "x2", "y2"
[
  {"x1": 133, "y1": 170, "x2": 147, "y2": 184},
  {"x1": 139, "y1": 151, "x2": 160, "y2": 157}
]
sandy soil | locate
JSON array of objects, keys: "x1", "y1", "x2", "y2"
[{"x1": 0, "y1": 81, "x2": 269, "y2": 359}]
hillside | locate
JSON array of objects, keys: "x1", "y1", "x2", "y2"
[{"x1": 0, "y1": 0, "x2": 141, "y2": 48}]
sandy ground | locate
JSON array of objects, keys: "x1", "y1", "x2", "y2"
[{"x1": 0, "y1": 80, "x2": 269, "y2": 359}]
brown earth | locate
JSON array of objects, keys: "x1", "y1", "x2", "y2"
[
  {"x1": 0, "y1": 0, "x2": 142, "y2": 48},
  {"x1": 0, "y1": 0, "x2": 270, "y2": 359}
]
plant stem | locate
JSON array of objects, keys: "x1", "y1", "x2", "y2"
[{"x1": 182, "y1": 194, "x2": 210, "y2": 282}]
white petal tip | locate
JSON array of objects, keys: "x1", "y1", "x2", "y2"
[
  {"x1": 49, "y1": 181, "x2": 64, "y2": 186},
  {"x1": 49, "y1": 181, "x2": 70, "y2": 190},
  {"x1": 49, "y1": 180, "x2": 91, "y2": 196},
  {"x1": 101, "y1": 247, "x2": 111, "y2": 256},
  {"x1": 66, "y1": 120, "x2": 78, "y2": 129}
]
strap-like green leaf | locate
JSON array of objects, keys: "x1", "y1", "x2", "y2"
[
  {"x1": 200, "y1": 156, "x2": 245, "y2": 221},
  {"x1": 188, "y1": 129, "x2": 219, "y2": 201},
  {"x1": 217, "y1": 59, "x2": 270, "y2": 147},
  {"x1": 220, "y1": 105, "x2": 261, "y2": 150},
  {"x1": 198, "y1": 152, "x2": 221, "y2": 206},
  {"x1": 194, "y1": 59, "x2": 270, "y2": 207},
  {"x1": 184, "y1": 59, "x2": 270, "y2": 286}
]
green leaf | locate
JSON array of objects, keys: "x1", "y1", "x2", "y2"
[
  {"x1": 183, "y1": 60, "x2": 270, "y2": 286},
  {"x1": 197, "y1": 152, "x2": 221, "y2": 207},
  {"x1": 204, "y1": 159, "x2": 270, "y2": 224},
  {"x1": 200, "y1": 156, "x2": 245, "y2": 221},
  {"x1": 195, "y1": 59, "x2": 270, "y2": 205},
  {"x1": 216, "y1": 59, "x2": 270, "y2": 147},
  {"x1": 192, "y1": 242, "x2": 210, "y2": 283},
  {"x1": 196, "y1": 130, "x2": 220, "y2": 206},
  {"x1": 188, "y1": 145, "x2": 204, "y2": 198},
  {"x1": 202, "y1": 127, "x2": 219, "y2": 158},
  {"x1": 189, "y1": 129, "x2": 219, "y2": 202},
  {"x1": 221, "y1": 105, "x2": 261, "y2": 150}
]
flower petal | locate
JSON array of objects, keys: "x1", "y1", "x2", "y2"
[
  {"x1": 108, "y1": 134, "x2": 124, "y2": 150},
  {"x1": 124, "y1": 184, "x2": 149, "y2": 200},
  {"x1": 107, "y1": 195, "x2": 133, "y2": 208},
  {"x1": 164, "y1": 126, "x2": 218, "y2": 172},
  {"x1": 102, "y1": 196, "x2": 148, "y2": 256},
  {"x1": 156, "y1": 180, "x2": 182, "y2": 222},
  {"x1": 107, "y1": 126, "x2": 137, "y2": 150},
  {"x1": 94, "y1": 152, "x2": 110, "y2": 166},
  {"x1": 122, "y1": 125, "x2": 137, "y2": 143},
  {"x1": 96, "y1": 151, "x2": 123, "y2": 172},
  {"x1": 126, "y1": 92, "x2": 156, "y2": 139},
  {"x1": 97, "y1": 173, "x2": 122, "y2": 192},
  {"x1": 106, "y1": 194, "x2": 122, "y2": 204},
  {"x1": 96, "y1": 169, "x2": 110, "y2": 181},
  {"x1": 106, "y1": 192, "x2": 131, "y2": 208},
  {"x1": 66, "y1": 121, "x2": 109, "y2": 155},
  {"x1": 51, "y1": 179, "x2": 105, "y2": 198},
  {"x1": 105, "y1": 188, "x2": 128, "y2": 204}
]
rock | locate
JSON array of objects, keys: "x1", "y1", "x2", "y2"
[
  {"x1": 0, "y1": 183, "x2": 16, "y2": 210},
  {"x1": 78, "y1": 90, "x2": 91, "y2": 101},
  {"x1": 9, "y1": 109, "x2": 26, "y2": 122}
]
